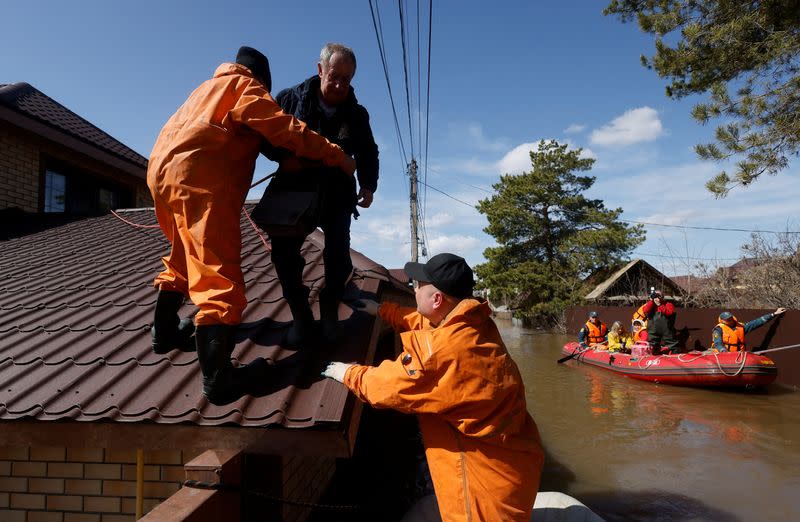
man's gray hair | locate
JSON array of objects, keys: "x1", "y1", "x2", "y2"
[{"x1": 320, "y1": 43, "x2": 357, "y2": 72}]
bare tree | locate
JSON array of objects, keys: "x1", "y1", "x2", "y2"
[{"x1": 693, "y1": 231, "x2": 800, "y2": 309}]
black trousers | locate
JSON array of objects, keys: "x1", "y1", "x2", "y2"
[
  {"x1": 271, "y1": 198, "x2": 353, "y2": 305},
  {"x1": 648, "y1": 313, "x2": 680, "y2": 352}
]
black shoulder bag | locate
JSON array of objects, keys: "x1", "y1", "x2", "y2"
[{"x1": 249, "y1": 171, "x2": 324, "y2": 238}]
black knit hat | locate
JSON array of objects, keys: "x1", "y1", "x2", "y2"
[
  {"x1": 236, "y1": 46, "x2": 271, "y2": 91},
  {"x1": 404, "y1": 253, "x2": 475, "y2": 299}
]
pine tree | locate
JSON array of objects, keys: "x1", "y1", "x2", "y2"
[
  {"x1": 605, "y1": 0, "x2": 800, "y2": 197},
  {"x1": 475, "y1": 140, "x2": 645, "y2": 327}
]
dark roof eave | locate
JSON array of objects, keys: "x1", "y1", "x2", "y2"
[{"x1": 0, "y1": 105, "x2": 147, "y2": 180}]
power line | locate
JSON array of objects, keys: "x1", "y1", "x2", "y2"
[
  {"x1": 419, "y1": 181, "x2": 477, "y2": 208},
  {"x1": 368, "y1": 0, "x2": 407, "y2": 162},
  {"x1": 622, "y1": 219, "x2": 799, "y2": 234},
  {"x1": 422, "y1": 0, "x2": 433, "y2": 242},
  {"x1": 398, "y1": 0, "x2": 415, "y2": 159},
  {"x1": 427, "y1": 166, "x2": 493, "y2": 194},
  {"x1": 416, "y1": 0, "x2": 422, "y2": 171},
  {"x1": 632, "y1": 250, "x2": 741, "y2": 262}
]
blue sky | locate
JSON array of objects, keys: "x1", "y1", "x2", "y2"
[{"x1": 4, "y1": 1, "x2": 798, "y2": 276}]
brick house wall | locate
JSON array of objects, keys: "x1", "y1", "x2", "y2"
[
  {"x1": 280, "y1": 456, "x2": 336, "y2": 522},
  {"x1": 0, "y1": 125, "x2": 39, "y2": 212},
  {"x1": 0, "y1": 445, "x2": 200, "y2": 522},
  {"x1": 0, "y1": 122, "x2": 151, "y2": 213},
  {"x1": 235, "y1": 454, "x2": 337, "y2": 522}
]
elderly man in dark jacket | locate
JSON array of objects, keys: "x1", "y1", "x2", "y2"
[{"x1": 270, "y1": 43, "x2": 379, "y2": 346}]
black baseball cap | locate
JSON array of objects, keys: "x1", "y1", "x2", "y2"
[{"x1": 404, "y1": 253, "x2": 475, "y2": 299}]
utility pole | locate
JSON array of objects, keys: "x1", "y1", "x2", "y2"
[{"x1": 408, "y1": 158, "x2": 419, "y2": 262}]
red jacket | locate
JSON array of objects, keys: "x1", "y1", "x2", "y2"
[{"x1": 641, "y1": 299, "x2": 675, "y2": 318}]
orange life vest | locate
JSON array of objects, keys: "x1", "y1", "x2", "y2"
[
  {"x1": 632, "y1": 304, "x2": 649, "y2": 331},
  {"x1": 715, "y1": 316, "x2": 746, "y2": 352},
  {"x1": 585, "y1": 320, "x2": 608, "y2": 344}
]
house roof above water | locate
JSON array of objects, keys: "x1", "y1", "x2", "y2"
[{"x1": 0, "y1": 206, "x2": 408, "y2": 455}]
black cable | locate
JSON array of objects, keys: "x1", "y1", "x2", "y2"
[
  {"x1": 621, "y1": 220, "x2": 799, "y2": 234},
  {"x1": 398, "y1": 0, "x2": 415, "y2": 159},
  {"x1": 422, "y1": 0, "x2": 433, "y2": 253},
  {"x1": 368, "y1": 0, "x2": 408, "y2": 162},
  {"x1": 419, "y1": 180, "x2": 476, "y2": 208}
]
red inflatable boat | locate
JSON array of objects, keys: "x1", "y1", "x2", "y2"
[{"x1": 561, "y1": 342, "x2": 778, "y2": 388}]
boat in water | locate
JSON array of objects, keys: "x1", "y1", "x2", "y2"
[{"x1": 561, "y1": 341, "x2": 778, "y2": 388}]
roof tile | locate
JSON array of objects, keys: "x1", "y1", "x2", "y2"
[
  {"x1": 0, "y1": 206, "x2": 400, "y2": 429},
  {"x1": 0, "y1": 82, "x2": 147, "y2": 168}
]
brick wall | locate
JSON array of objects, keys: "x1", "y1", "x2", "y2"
[
  {"x1": 0, "y1": 123, "x2": 152, "y2": 213},
  {"x1": 280, "y1": 456, "x2": 335, "y2": 522},
  {"x1": 0, "y1": 445, "x2": 200, "y2": 522},
  {"x1": 241, "y1": 454, "x2": 336, "y2": 522},
  {"x1": 0, "y1": 124, "x2": 40, "y2": 212}
]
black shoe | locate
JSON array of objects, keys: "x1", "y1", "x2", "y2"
[
  {"x1": 195, "y1": 324, "x2": 268, "y2": 406},
  {"x1": 151, "y1": 290, "x2": 195, "y2": 354}
]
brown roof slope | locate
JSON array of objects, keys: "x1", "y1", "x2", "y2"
[
  {"x1": 0, "y1": 82, "x2": 147, "y2": 168},
  {"x1": 0, "y1": 206, "x2": 399, "y2": 428}
]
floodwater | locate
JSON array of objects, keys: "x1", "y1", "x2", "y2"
[{"x1": 500, "y1": 321, "x2": 800, "y2": 522}]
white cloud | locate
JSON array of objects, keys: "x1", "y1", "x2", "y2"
[
  {"x1": 589, "y1": 107, "x2": 663, "y2": 147},
  {"x1": 426, "y1": 234, "x2": 480, "y2": 256},
  {"x1": 496, "y1": 140, "x2": 595, "y2": 175},
  {"x1": 496, "y1": 142, "x2": 537, "y2": 175},
  {"x1": 564, "y1": 123, "x2": 586, "y2": 134},
  {"x1": 423, "y1": 212, "x2": 455, "y2": 228}
]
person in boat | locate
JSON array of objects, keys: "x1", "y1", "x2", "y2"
[
  {"x1": 710, "y1": 308, "x2": 786, "y2": 352},
  {"x1": 632, "y1": 302, "x2": 649, "y2": 335},
  {"x1": 321, "y1": 253, "x2": 544, "y2": 522},
  {"x1": 578, "y1": 311, "x2": 608, "y2": 349},
  {"x1": 631, "y1": 319, "x2": 648, "y2": 343},
  {"x1": 640, "y1": 290, "x2": 679, "y2": 354},
  {"x1": 607, "y1": 321, "x2": 633, "y2": 353}
]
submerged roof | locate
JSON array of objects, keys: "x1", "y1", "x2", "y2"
[
  {"x1": 0, "y1": 82, "x2": 147, "y2": 171},
  {"x1": 0, "y1": 207, "x2": 400, "y2": 435}
]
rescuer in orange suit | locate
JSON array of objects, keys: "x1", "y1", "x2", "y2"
[
  {"x1": 148, "y1": 46, "x2": 356, "y2": 406},
  {"x1": 322, "y1": 253, "x2": 544, "y2": 522}
]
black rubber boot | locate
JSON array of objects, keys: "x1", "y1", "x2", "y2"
[
  {"x1": 319, "y1": 291, "x2": 342, "y2": 344},
  {"x1": 195, "y1": 324, "x2": 269, "y2": 406},
  {"x1": 151, "y1": 290, "x2": 195, "y2": 354},
  {"x1": 282, "y1": 288, "x2": 319, "y2": 349}
]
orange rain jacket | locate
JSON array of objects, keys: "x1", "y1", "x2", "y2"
[
  {"x1": 344, "y1": 299, "x2": 544, "y2": 522},
  {"x1": 148, "y1": 63, "x2": 349, "y2": 325}
]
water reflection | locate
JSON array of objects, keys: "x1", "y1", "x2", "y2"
[{"x1": 500, "y1": 320, "x2": 800, "y2": 522}]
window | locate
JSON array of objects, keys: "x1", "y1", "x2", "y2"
[
  {"x1": 43, "y1": 170, "x2": 66, "y2": 213},
  {"x1": 98, "y1": 188, "x2": 116, "y2": 211},
  {"x1": 41, "y1": 161, "x2": 132, "y2": 215}
]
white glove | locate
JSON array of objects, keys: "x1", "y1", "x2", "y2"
[
  {"x1": 322, "y1": 362, "x2": 354, "y2": 383},
  {"x1": 351, "y1": 299, "x2": 380, "y2": 316}
]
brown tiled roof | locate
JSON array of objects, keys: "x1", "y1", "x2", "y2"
[
  {"x1": 0, "y1": 206, "x2": 401, "y2": 430},
  {"x1": 0, "y1": 82, "x2": 147, "y2": 168},
  {"x1": 671, "y1": 274, "x2": 710, "y2": 293},
  {"x1": 387, "y1": 268, "x2": 410, "y2": 284}
]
